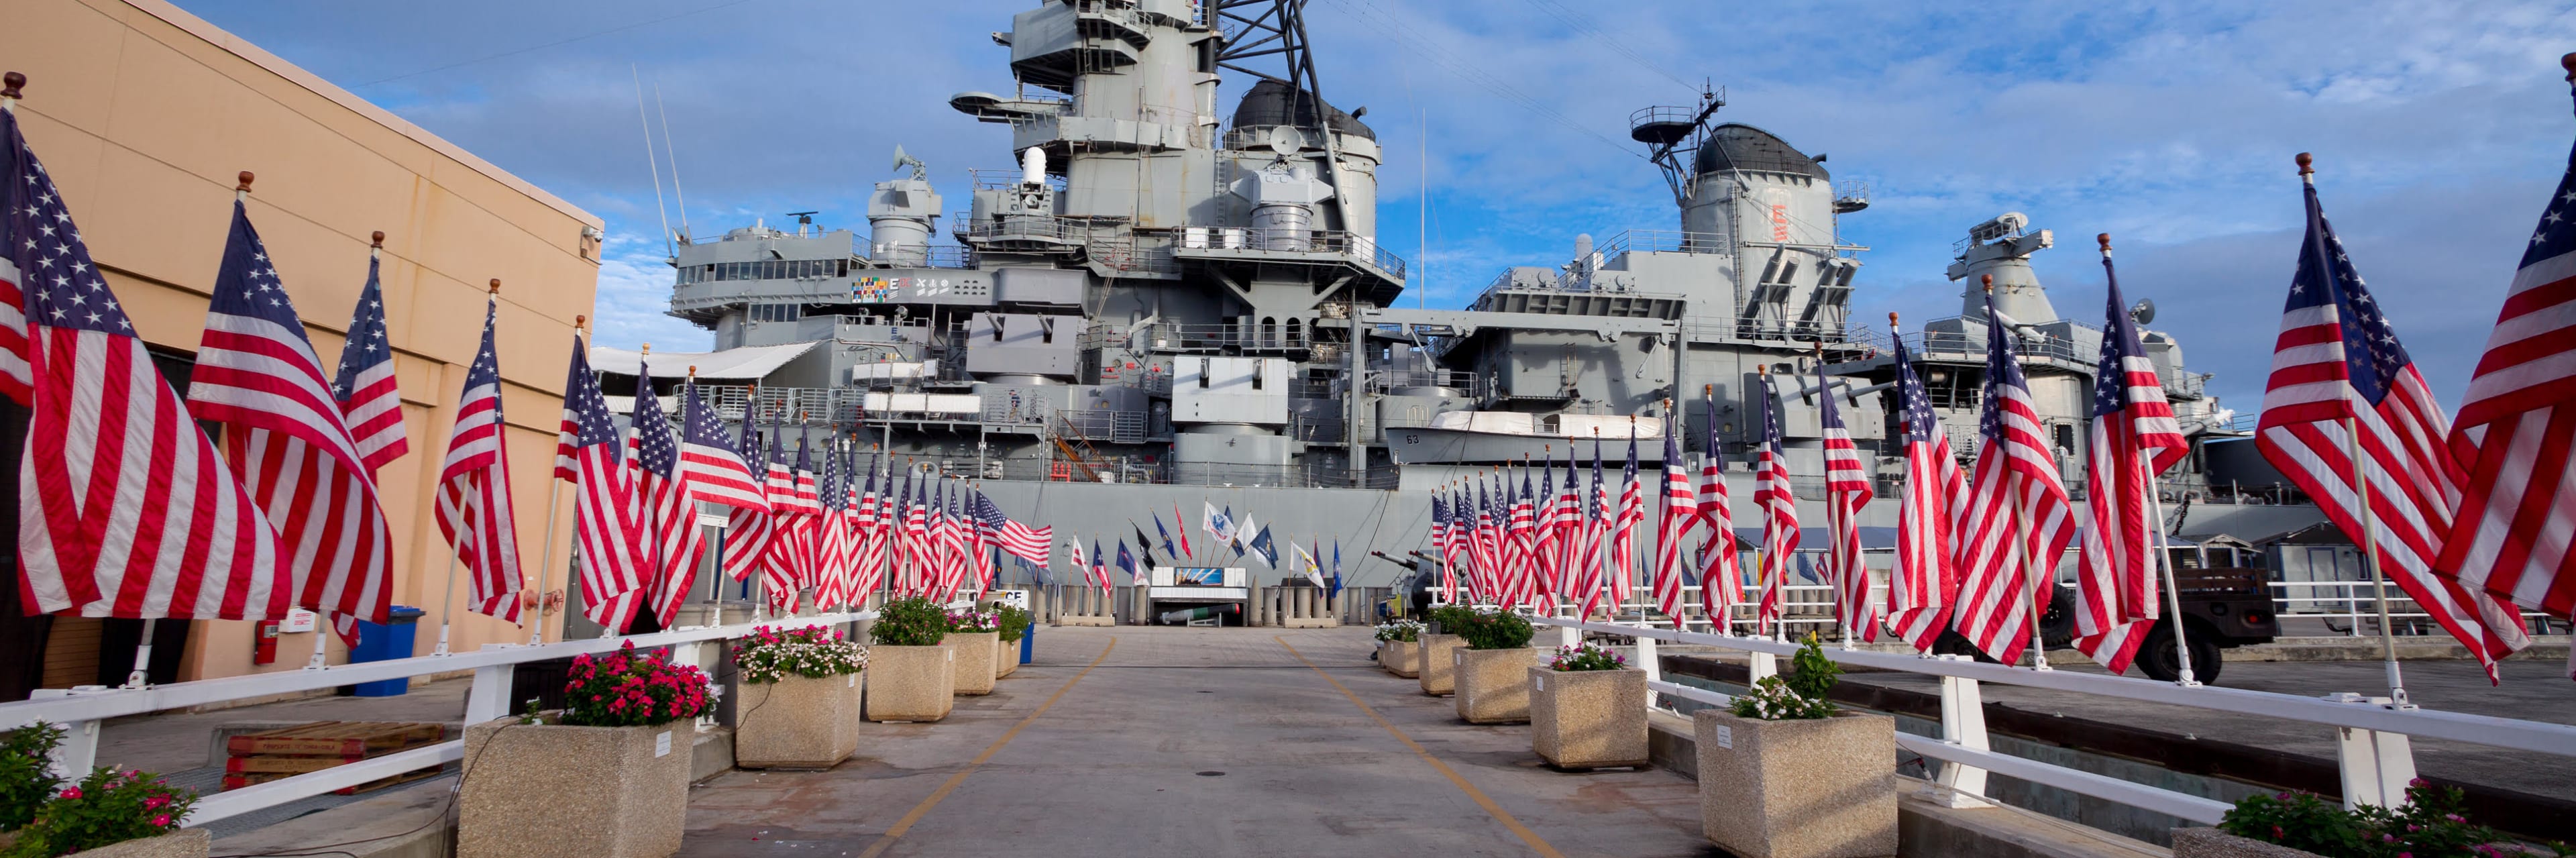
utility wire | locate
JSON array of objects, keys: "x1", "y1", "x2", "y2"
[
  {"x1": 1519, "y1": 0, "x2": 1700, "y2": 96},
  {"x1": 352, "y1": 0, "x2": 763, "y2": 88}
]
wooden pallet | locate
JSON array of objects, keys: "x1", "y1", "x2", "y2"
[
  {"x1": 221, "y1": 722, "x2": 447, "y2": 794},
  {"x1": 225, "y1": 722, "x2": 443, "y2": 757}
]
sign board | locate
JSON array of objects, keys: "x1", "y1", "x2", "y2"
[
  {"x1": 987, "y1": 589, "x2": 1030, "y2": 610},
  {"x1": 1150, "y1": 566, "x2": 1243, "y2": 588},
  {"x1": 278, "y1": 608, "x2": 319, "y2": 634}
]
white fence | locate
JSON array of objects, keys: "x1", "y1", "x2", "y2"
[
  {"x1": 1522, "y1": 615, "x2": 2576, "y2": 825},
  {"x1": 0, "y1": 610, "x2": 875, "y2": 826}
]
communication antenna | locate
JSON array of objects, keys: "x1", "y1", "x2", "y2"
[
  {"x1": 655, "y1": 81, "x2": 692, "y2": 246},
  {"x1": 2129, "y1": 297, "x2": 2157, "y2": 325},
  {"x1": 632, "y1": 64, "x2": 673, "y2": 259},
  {"x1": 892, "y1": 145, "x2": 928, "y2": 180},
  {"x1": 786, "y1": 211, "x2": 818, "y2": 237}
]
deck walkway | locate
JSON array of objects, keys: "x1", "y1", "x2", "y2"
[{"x1": 680, "y1": 626, "x2": 1711, "y2": 857}]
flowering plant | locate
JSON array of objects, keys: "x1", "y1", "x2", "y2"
[
  {"x1": 560, "y1": 641, "x2": 712, "y2": 727},
  {"x1": 871, "y1": 597, "x2": 949, "y2": 646},
  {"x1": 2217, "y1": 780, "x2": 2569, "y2": 857},
  {"x1": 1727, "y1": 635, "x2": 1840, "y2": 720},
  {"x1": 992, "y1": 604, "x2": 1033, "y2": 643},
  {"x1": 947, "y1": 609, "x2": 1000, "y2": 633},
  {"x1": 733, "y1": 625, "x2": 867, "y2": 684},
  {"x1": 0, "y1": 722, "x2": 64, "y2": 830},
  {"x1": 1548, "y1": 643, "x2": 1626, "y2": 672},
  {"x1": 1373, "y1": 619, "x2": 1424, "y2": 643},
  {"x1": 1454, "y1": 609, "x2": 1535, "y2": 651},
  {"x1": 1, "y1": 767, "x2": 194, "y2": 857}
]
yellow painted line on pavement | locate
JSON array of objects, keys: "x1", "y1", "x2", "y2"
[
  {"x1": 1275, "y1": 636, "x2": 1564, "y2": 858},
  {"x1": 859, "y1": 636, "x2": 1118, "y2": 858}
]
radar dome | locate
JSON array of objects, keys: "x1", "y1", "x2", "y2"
[{"x1": 1693, "y1": 123, "x2": 1827, "y2": 180}]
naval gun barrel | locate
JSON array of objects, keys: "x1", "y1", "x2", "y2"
[{"x1": 1159, "y1": 604, "x2": 1242, "y2": 625}]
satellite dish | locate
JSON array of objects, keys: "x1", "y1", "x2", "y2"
[
  {"x1": 2129, "y1": 297, "x2": 2156, "y2": 325},
  {"x1": 1265, "y1": 126, "x2": 1298, "y2": 156},
  {"x1": 892, "y1": 145, "x2": 927, "y2": 179}
]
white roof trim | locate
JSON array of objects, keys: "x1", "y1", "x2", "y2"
[{"x1": 591, "y1": 341, "x2": 820, "y2": 380}]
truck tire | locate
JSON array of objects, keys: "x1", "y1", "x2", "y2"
[
  {"x1": 2038, "y1": 584, "x2": 2078, "y2": 649},
  {"x1": 2136, "y1": 622, "x2": 2223, "y2": 685}
]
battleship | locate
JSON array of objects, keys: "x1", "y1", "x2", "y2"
[{"x1": 598, "y1": 0, "x2": 2347, "y2": 657}]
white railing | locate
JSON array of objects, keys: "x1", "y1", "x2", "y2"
[
  {"x1": 0, "y1": 610, "x2": 877, "y2": 826},
  {"x1": 1521, "y1": 615, "x2": 2576, "y2": 826}
]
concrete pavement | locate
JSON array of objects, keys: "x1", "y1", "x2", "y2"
[{"x1": 680, "y1": 626, "x2": 1711, "y2": 857}]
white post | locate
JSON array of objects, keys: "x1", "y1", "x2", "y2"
[
  {"x1": 2329, "y1": 693, "x2": 2418, "y2": 809},
  {"x1": 431, "y1": 552, "x2": 462, "y2": 656},
  {"x1": 121, "y1": 619, "x2": 156, "y2": 688},
  {"x1": 303, "y1": 614, "x2": 331, "y2": 670},
  {"x1": 2143, "y1": 488, "x2": 2199, "y2": 686},
  {"x1": 1748, "y1": 649, "x2": 1778, "y2": 684},
  {"x1": 1635, "y1": 631, "x2": 1660, "y2": 710},
  {"x1": 464, "y1": 663, "x2": 517, "y2": 725},
  {"x1": 38, "y1": 714, "x2": 99, "y2": 780},
  {"x1": 2345, "y1": 415, "x2": 2410, "y2": 708},
  {"x1": 1929, "y1": 663, "x2": 1993, "y2": 807},
  {"x1": 529, "y1": 472, "x2": 568, "y2": 646}
]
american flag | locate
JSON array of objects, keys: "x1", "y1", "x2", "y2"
[
  {"x1": 190, "y1": 199, "x2": 396, "y2": 642},
  {"x1": 329, "y1": 247, "x2": 406, "y2": 472},
  {"x1": 718, "y1": 420, "x2": 774, "y2": 586},
  {"x1": 1554, "y1": 449, "x2": 1583, "y2": 609},
  {"x1": 1469, "y1": 483, "x2": 1499, "y2": 602},
  {"x1": 1429, "y1": 493, "x2": 1453, "y2": 601},
  {"x1": 975, "y1": 490, "x2": 1053, "y2": 568},
  {"x1": 556, "y1": 335, "x2": 646, "y2": 633},
  {"x1": 678, "y1": 381, "x2": 764, "y2": 511},
  {"x1": 2440, "y1": 68, "x2": 2576, "y2": 641},
  {"x1": 900, "y1": 475, "x2": 928, "y2": 596},
  {"x1": 6, "y1": 123, "x2": 288, "y2": 620},
  {"x1": 1505, "y1": 466, "x2": 1539, "y2": 608},
  {"x1": 2074, "y1": 246, "x2": 2192, "y2": 674},
  {"x1": 757, "y1": 428, "x2": 816, "y2": 613},
  {"x1": 1612, "y1": 431, "x2": 1644, "y2": 608},
  {"x1": 1752, "y1": 372, "x2": 1799, "y2": 637},
  {"x1": 1651, "y1": 415, "x2": 1697, "y2": 628},
  {"x1": 434, "y1": 297, "x2": 523, "y2": 623},
  {"x1": 1817, "y1": 361, "x2": 1880, "y2": 642},
  {"x1": 2259, "y1": 166, "x2": 2526, "y2": 680},
  {"x1": 812, "y1": 442, "x2": 853, "y2": 609},
  {"x1": 1576, "y1": 442, "x2": 1612, "y2": 619},
  {"x1": 1695, "y1": 394, "x2": 1742, "y2": 631},
  {"x1": 1888, "y1": 332, "x2": 1966, "y2": 653},
  {"x1": 1531, "y1": 460, "x2": 1561, "y2": 607},
  {"x1": 1951, "y1": 290, "x2": 2077, "y2": 665},
  {"x1": 627, "y1": 361, "x2": 704, "y2": 628},
  {"x1": 847, "y1": 449, "x2": 882, "y2": 603}
]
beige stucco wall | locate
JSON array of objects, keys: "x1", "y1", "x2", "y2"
[{"x1": 1, "y1": 0, "x2": 603, "y2": 680}]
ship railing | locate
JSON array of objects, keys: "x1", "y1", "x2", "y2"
[
  {"x1": 955, "y1": 214, "x2": 1085, "y2": 244},
  {"x1": 1594, "y1": 229, "x2": 1730, "y2": 258},
  {"x1": 1902, "y1": 318, "x2": 2099, "y2": 364},
  {"x1": 705, "y1": 384, "x2": 868, "y2": 425},
  {"x1": 967, "y1": 168, "x2": 1068, "y2": 192},
  {"x1": 1371, "y1": 368, "x2": 1480, "y2": 394},
  {"x1": 1083, "y1": 235, "x2": 1182, "y2": 274},
  {"x1": 1175, "y1": 226, "x2": 1408, "y2": 280},
  {"x1": 2267, "y1": 580, "x2": 2566, "y2": 637},
  {"x1": 2163, "y1": 371, "x2": 2209, "y2": 399},
  {"x1": 1495, "y1": 600, "x2": 2576, "y2": 830},
  {"x1": 0, "y1": 608, "x2": 883, "y2": 827},
  {"x1": 1733, "y1": 320, "x2": 1863, "y2": 344},
  {"x1": 859, "y1": 244, "x2": 974, "y2": 270},
  {"x1": 1130, "y1": 321, "x2": 1318, "y2": 354}
]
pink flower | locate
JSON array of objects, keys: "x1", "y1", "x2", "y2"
[
  {"x1": 144, "y1": 796, "x2": 167, "y2": 810},
  {"x1": 59, "y1": 787, "x2": 80, "y2": 800},
  {"x1": 151, "y1": 813, "x2": 171, "y2": 827}
]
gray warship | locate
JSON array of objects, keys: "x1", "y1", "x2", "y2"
[{"x1": 596, "y1": 0, "x2": 2343, "y2": 640}]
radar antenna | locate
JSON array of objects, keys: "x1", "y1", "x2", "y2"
[
  {"x1": 1209, "y1": 0, "x2": 1357, "y2": 250},
  {"x1": 892, "y1": 145, "x2": 928, "y2": 181}
]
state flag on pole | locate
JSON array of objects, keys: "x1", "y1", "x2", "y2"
[
  {"x1": 6, "y1": 119, "x2": 289, "y2": 621},
  {"x1": 1117, "y1": 539, "x2": 1140, "y2": 587},
  {"x1": 191, "y1": 197, "x2": 395, "y2": 642},
  {"x1": 2073, "y1": 244, "x2": 2192, "y2": 674},
  {"x1": 2259, "y1": 164, "x2": 2525, "y2": 680}
]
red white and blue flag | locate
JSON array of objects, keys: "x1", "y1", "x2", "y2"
[
  {"x1": 191, "y1": 199, "x2": 396, "y2": 642},
  {"x1": 975, "y1": 489, "x2": 1053, "y2": 568},
  {"x1": 2073, "y1": 246, "x2": 2192, "y2": 674},
  {"x1": 434, "y1": 297, "x2": 523, "y2": 623},
  {"x1": 1651, "y1": 415, "x2": 1697, "y2": 627},
  {"x1": 556, "y1": 334, "x2": 647, "y2": 632},
  {"x1": 1817, "y1": 361, "x2": 1880, "y2": 642},
  {"x1": 1951, "y1": 290, "x2": 2076, "y2": 665},
  {"x1": 1694, "y1": 394, "x2": 1742, "y2": 629},
  {"x1": 1752, "y1": 374, "x2": 1799, "y2": 637},
  {"x1": 626, "y1": 361, "x2": 704, "y2": 627},
  {"x1": 1888, "y1": 333, "x2": 1965, "y2": 654},
  {"x1": 2440, "y1": 71, "x2": 2576, "y2": 656},
  {"x1": 678, "y1": 380, "x2": 765, "y2": 512},
  {"x1": 718, "y1": 415, "x2": 775, "y2": 586},
  {"x1": 1611, "y1": 431, "x2": 1645, "y2": 608},
  {"x1": 6, "y1": 117, "x2": 289, "y2": 620},
  {"x1": 329, "y1": 248, "x2": 406, "y2": 472},
  {"x1": 2259, "y1": 170, "x2": 2525, "y2": 680}
]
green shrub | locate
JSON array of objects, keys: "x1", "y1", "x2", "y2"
[
  {"x1": 1427, "y1": 604, "x2": 1477, "y2": 634},
  {"x1": 2, "y1": 767, "x2": 194, "y2": 857},
  {"x1": 993, "y1": 604, "x2": 1032, "y2": 643},
  {"x1": 1729, "y1": 636, "x2": 1840, "y2": 720},
  {"x1": 0, "y1": 722, "x2": 63, "y2": 830},
  {"x1": 1547, "y1": 643, "x2": 1625, "y2": 672},
  {"x1": 560, "y1": 641, "x2": 712, "y2": 727},
  {"x1": 2217, "y1": 780, "x2": 2564, "y2": 858},
  {"x1": 1784, "y1": 634, "x2": 1843, "y2": 702},
  {"x1": 1456, "y1": 610, "x2": 1534, "y2": 650},
  {"x1": 871, "y1": 597, "x2": 949, "y2": 647}
]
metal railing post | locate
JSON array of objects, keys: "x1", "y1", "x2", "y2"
[
  {"x1": 2330, "y1": 694, "x2": 2419, "y2": 809},
  {"x1": 1636, "y1": 631, "x2": 1661, "y2": 710},
  {"x1": 1930, "y1": 658, "x2": 1992, "y2": 807},
  {"x1": 48, "y1": 717, "x2": 97, "y2": 780},
  {"x1": 1749, "y1": 649, "x2": 1778, "y2": 684},
  {"x1": 464, "y1": 663, "x2": 517, "y2": 726}
]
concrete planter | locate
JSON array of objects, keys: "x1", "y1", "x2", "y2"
[
  {"x1": 947, "y1": 631, "x2": 1000, "y2": 695},
  {"x1": 734, "y1": 671, "x2": 864, "y2": 769},
  {"x1": 2169, "y1": 828, "x2": 2328, "y2": 858},
  {"x1": 1416, "y1": 633, "x2": 1465, "y2": 696},
  {"x1": 458, "y1": 718, "x2": 693, "y2": 858},
  {"x1": 1693, "y1": 709, "x2": 1897, "y2": 858},
  {"x1": 997, "y1": 635, "x2": 1020, "y2": 678},
  {"x1": 1529, "y1": 667, "x2": 1648, "y2": 768},
  {"x1": 1381, "y1": 639, "x2": 1421, "y2": 678},
  {"x1": 866, "y1": 645, "x2": 956, "y2": 722},
  {"x1": 45, "y1": 829, "x2": 209, "y2": 858},
  {"x1": 1453, "y1": 647, "x2": 1536, "y2": 724}
]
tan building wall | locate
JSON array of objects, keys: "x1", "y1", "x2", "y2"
[{"x1": 1, "y1": 0, "x2": 602, "y2": 681}]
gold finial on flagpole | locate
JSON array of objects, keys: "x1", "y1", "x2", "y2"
[
  {"x1": 488, "y1": 278, "x2": 501, "y2": 295},
  {"x1": 2098, "y1": 232, "x2": 2112, "y2": 257},
  {"x1": 234, "y1": 171, "x2": 254, "y2": 201},
  {"x1": 2296, "y1": 152, "x2": 2314, "y2": 176},
  {"x1": 1888, "y1": 311, "x2": 1900, "y2": 331},
  {"x1": 1, "y1": 72, "x2": 24, "y2": 101},
  {"x1": 639, "y1": 342, "x2": 649, "y2": 358},
  {"x1": 370, "y1": 230, "x2": 385, "y2": 251},
  {"x1": 574, "y1": 315, "x2": 587, "y2": 332}
]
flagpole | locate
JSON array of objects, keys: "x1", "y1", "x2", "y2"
[
  {"x1": 1990, "y1": 276, "x2": 2053, "y2": 672},
  {"x1": 527, "y1": 313, "x2": 582, "y2": 646},
  {"x1": 2093, "y1": 234, "x2": 2200, "y2": 686},
  {"x1": 2345, "y1": 413, "x2": 2410, "y2": 707}
]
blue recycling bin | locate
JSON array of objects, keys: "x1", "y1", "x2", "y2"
[
  {"x1": 1020, "y1": 622, "x2": 1035, "y2": 665},
  {"x1": 348, "y1": 605, "x2": 425, "y2": 697}
]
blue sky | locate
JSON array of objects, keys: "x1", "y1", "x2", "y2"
[{"x1": 176, "y1": 0, "x2": 2576, "y2": 414}]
